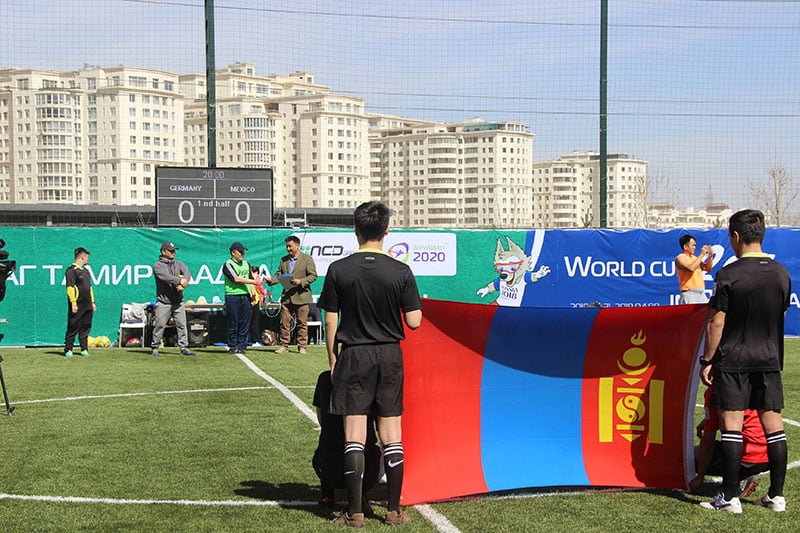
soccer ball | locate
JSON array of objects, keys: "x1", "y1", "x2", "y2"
[
  {"x1": 87, "y1": 336, "x2": 97, "y2": 348},
  {"x1": 96, "y1": 335, "x2": 111, "y2": 348},
  {"x1": 124, "y1": 337, "x2": 142, "y2": 347}
]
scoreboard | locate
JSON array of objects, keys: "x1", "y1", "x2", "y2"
[{"x1": 156, "y1": 167, "x2": 273, "y2": 227}]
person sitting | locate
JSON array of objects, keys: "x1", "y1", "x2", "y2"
[
  {"x1": 690, "y1": 386, "x2": 769, "y2": 497},
  {"x1": 312, "y1": 370, "x2": 381, "y2": 514}
]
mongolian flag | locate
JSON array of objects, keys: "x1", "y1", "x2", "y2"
[{"x1": 400, "y1": 299, "x2": 708, "y2": 505}]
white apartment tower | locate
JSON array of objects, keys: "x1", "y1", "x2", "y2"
[
  {"x1": 0, "y1": 66, "x2": 184, "y2": 206},
  {"x1": 533, "y1": 151, "x2": 647, "y2": 228},
  {"x1": 374, "y1": 117, "x2": 533, "y2": 228},
  {"x1": 180, "y1": 63, "x2": 371, "y2": 209}
]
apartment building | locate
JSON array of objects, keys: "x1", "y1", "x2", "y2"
[
  {"x1": 533, "y1": 151, "x2": 648, "y2": 228},
  {"x1": 374, "y1": 117, "x2": 534, "y2": 228},
  {"x1": 180, "y1": 63, "x2": 371, "y2": 208},
  {"x1": 648, "y1": 203, "x2": 732, "y2": 228},
  {"x1": 0, "y1": 66, "x2": 184, "y2": 206},
  {"x1": 3, "y1": 62, "x2": 660, "y2": 230}
]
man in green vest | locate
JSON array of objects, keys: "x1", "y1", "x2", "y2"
[{"x1": 221, "y1": 242, "x2": 259, "y2": 355}]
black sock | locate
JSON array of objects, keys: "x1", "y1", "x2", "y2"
[
  {"x1": 343, "y1": 441, "x2": 365, "y2": 515},
  {"x1": 765, "y1": 431, "x2": 787, "y2": 498},
  {"x1": 720, "y1": 430, "x2": 743, "y2": 500},
  {"x1": 383, "y1": 442, "x2": 404, "y2": 513}
]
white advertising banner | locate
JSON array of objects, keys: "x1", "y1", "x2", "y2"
[{"x1": 298, "y1": 232, "x2": 457, "y2": 276}]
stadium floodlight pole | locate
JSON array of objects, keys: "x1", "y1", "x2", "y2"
[
  {"x1": 205, "y1": 0, "x2": 217, "y2": 168},
  {"x1": 599, "y1": 0, "x2": 608, "y2": 228}
]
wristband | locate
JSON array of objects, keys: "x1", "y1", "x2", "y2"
[{"x1": 698, "y1": 357, "x2": 713, "y2": 367}]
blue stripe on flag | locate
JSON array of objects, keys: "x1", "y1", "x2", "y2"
[{"x1": 480, "y1": 306, "x2": 599, "y2": 490}]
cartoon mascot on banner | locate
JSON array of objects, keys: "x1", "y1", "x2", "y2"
[{"x1": 476, "y1": 233, "x2": 550, "y2": 307}]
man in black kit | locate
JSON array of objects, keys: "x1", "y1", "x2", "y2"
[
  {"x1": 699, "y1": 209, "x2": 791, "y2": 514},
  {"x1": 64, "y1": 247, "x2": 95, "y2": 358},
  {"x1": 319, "y1": 201, "x2": 422, "y2": 527}
]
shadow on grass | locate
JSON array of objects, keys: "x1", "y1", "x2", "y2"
[
  {"x1": 235, "y1": 480, "x2": 335, "y2": 519},
  {"x1": 235, "y1": 480, "x2": 391, "y2": 521},
  {"x1": 235, "y1": 479, "x2": 317, "y2": 502}
]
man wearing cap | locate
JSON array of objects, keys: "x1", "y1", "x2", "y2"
[
  {"x1": 151, "y1": 241, "x2": 194, "y2": 357},
  {"x1": 222, "y1": 242, "x2": 260, "y2": 355}
]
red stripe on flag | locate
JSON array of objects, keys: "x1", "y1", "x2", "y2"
[
  {"x1": 582, "y1": 305, "x2": 707, "y2": 487},
  {"x1": 401, "y1": 299, "x2": 494, "y2": 504}
]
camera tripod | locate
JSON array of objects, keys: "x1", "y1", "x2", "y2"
[{"x1": 0, "y1": 329, "x2": 14, "y2": 416}]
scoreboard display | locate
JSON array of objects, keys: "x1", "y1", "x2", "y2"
[{"x1": 156, "y1": 167, "x2": 273, "y2": 227}]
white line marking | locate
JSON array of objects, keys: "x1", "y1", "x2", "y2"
[
  {"x1": 0, "y1": 492, "x2": 461, "y2": 532},
  {"x1": 0, "y1": 493, "x2": 310, "y2": 507},
  {"x1": 13, "y1": 386, "x2": 284, "y2": 405},
  {"x1": 232, "y1": 357, "x2": 460, "y2": 531},
  {"x1": 235, "y1": 353, "x2": 319, "y2": 428},
  {"x1": 415, "y1": 504, "x2": 461, "y2": 532}
]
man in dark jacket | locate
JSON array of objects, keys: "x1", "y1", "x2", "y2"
[{"x1": 151, "y1": 241, "x2": 193, "y2": 357}]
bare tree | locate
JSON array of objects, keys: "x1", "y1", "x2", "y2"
[
  {"x1": 747, "y1": 166, "x2": 800, "y2": 227},
  {"x1": 581, "y1": 207, "x2": 593, "y2": 228},
  {"x1": 636, "y1": 171, "x2": 676, "y2": 228}
]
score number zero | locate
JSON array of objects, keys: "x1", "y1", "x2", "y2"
[{"x1": 176, "y1": 200, "x2": 253, "y2": 224}]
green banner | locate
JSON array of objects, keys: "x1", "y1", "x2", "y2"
[{"x1": 0, "y1": 227, "x2": 501, "y2": 346}]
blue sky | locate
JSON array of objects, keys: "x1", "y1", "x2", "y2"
[{"x1": 2, "y1": 0, "x2": 800, "y2": 213}]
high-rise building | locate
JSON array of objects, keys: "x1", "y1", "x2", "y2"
[
  {"x1": 2, "y1": 63, "x2": 654, "y2": 230},
  {"x1": 533, "y1": 151, "x2": 648, "y2": 228},
  {"x1": 373, "y1": 117, "x2": 534, "y2": 228},
  {"x1": 179, "y1": 63, "x2": 371, "y2": 209},
  {"x1": 0, "y1": 66, "x2": 184, "y2": 206}
]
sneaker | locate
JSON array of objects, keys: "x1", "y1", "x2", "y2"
[
  {"x1": 385, "y1": 509, "x2": 410, "y2": 525},
  {"x1": 298, "y1": 347, "x2": 307, "y2": 354},
  {"x1": 699, "y1": 493, "x2": 742, "y2": 514},
  {"x1": 332, "y1": 511, "x2": 364, "y2": 527},
  {"x1": 739, "y1": 475, "x2": 761, "y2": 498},
  {"x1": 180, "y1": 348, "x2": 195, "y2": 356},
  {"x1": 251, "y1": 342, "x2": 263, "y2": 347},
  {"x1": 275, "y1": 346, "x2": 289, "y2": 354},
  {"x1": 64, "y1": 350, "x2": 74, "y2": 358},
  {"x1": 80, "y1": 350, "x2": 90, "y2": 357},
  {"x1": 755, "y1": 494, "x2": 786, "y2": 512},
  {"x1": 151, "y1": 349, "x2": 159, "y2": 357}
]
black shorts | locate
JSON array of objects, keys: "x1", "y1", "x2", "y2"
[
  {"x1": 331, "y1": 343, "x2": 404, "y2": 417},
  {"x1": 711, "y1": 370, "x2": 784, "y2": 411}
]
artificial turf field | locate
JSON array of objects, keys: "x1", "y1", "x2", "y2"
[{"x1": 0, "y1": 340, "x2": 798, "y2": 532}]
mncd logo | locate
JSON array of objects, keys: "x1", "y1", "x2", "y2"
[{"x1": 387, "y1": 242, "x2": 410, "y2": 263}]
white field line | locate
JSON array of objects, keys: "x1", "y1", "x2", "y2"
[
  {"x1": 233, "y1": 354, "x2": 461, "y2": 532},
  {"x1": 415, "y1": 504, "x2": 461, "y2": 532},
  {"x1": 235, "y1": 352, "x2": 319, "y2": 429},
  {"x1": 0, "y1": 493, "x2": 310, "y2": 507},
  {"x1": 11, "y1": 386, "x2": 301, "y2": 405}
]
